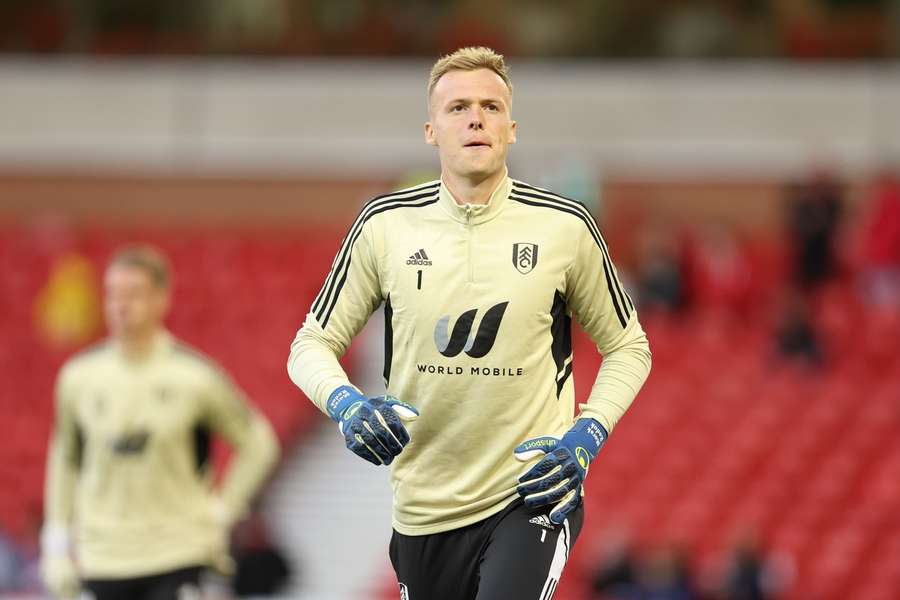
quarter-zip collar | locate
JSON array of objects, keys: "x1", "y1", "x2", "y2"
[
  {"x1": 438, "y1": 171, "x2": 511, "y2": 225},
  {"x1": 112, "y1": 329, "x2": 173, "y2": 365}
]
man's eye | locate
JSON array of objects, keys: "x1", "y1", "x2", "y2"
[
  {"x1": 451, "y1": 105, "x2": 465, "y2": 112},
  {"x1": 486, "y1": 104, "x2": 498, "y2": 111}
]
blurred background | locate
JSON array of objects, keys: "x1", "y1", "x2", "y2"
[{"x1": 1, "y1": 1, "x2": 899, "y2": 599}]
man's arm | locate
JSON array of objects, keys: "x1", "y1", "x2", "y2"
[
  {"x1": 515, "y1": 201, "x2": 650, "y2": 524},
  {"x1": 41, "y1": 365, "x2": 81, "y2": 598},
  {"x1": 565, "y1": 211, "x2": 651, "y2": 433},
  {"x1": 205, "y1": 370, "x2": 280, "y2": 526},
  {"x1": 287, "y1": 213, "x2": 418, "y2": 465},
  {"x1": 287, "y1": 217, "x2": 382, "y2": 414}
]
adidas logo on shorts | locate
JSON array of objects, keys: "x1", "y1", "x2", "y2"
[{"x1": 528, "y1": 515, "x2": 555, "y2": 530}]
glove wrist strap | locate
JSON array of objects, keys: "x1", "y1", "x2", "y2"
[
  {"x1": 326, "y1": 385, "x2": 363, "y2": 423},
  {"x1": 569, "y1": 418, "x2": 608, "y2": 461}
]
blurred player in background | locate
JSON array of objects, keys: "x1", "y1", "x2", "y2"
[
  {"x1": 288, "y1": 46, "x2": 651, "y2": 599},
  {"x1": 42, "y1": 246, "x2": 279, "y2": 599}
]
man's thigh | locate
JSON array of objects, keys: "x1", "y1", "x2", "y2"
[
  {"x1": 144, "y1": 566, "x2": 204, "y2": 600},
  {"x1": 81, "y1": 576, "x2": 143, "y2": 600},
  {"x1": 390, "y1": 525, "x2": 482, "y2": 600},
  {"x1": 475, "y1": 501, "x2": 584, "y2": 600},
  {"x1": 83, "y1": 566, "x2": 203, "y2": 600}
]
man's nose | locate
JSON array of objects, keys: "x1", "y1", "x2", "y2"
[{"x1": 468, "y1": 119, "x2": 484, "y2": 130}]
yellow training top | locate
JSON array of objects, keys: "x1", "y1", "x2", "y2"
[
  {"x1": 45, "y1": 331, "x2": 279, "y2": 578},
  {"x1": 289, "y1": 176, "x2": 651, "y2": 536}
]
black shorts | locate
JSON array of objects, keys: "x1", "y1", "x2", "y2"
[
  {"x1": 389, "y1": 499, "x2": 584, "y2": 600},
  {"x1": 82, "y1": 565, "x2": 204, "y2": 600}
]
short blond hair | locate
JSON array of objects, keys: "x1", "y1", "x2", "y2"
[
  {"x1": 427, "y1": 46, "x2": 513, "y2": 101},
  {"x1": 108, "y1": 245, "x2": 171, "y2": 289}
]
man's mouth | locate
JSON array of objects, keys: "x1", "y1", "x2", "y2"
[{"x1": 464, "y1": 141, "x2": 491, "y2": 148}]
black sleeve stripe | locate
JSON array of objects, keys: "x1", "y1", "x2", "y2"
[
  {"x1": 383, "y1": 294, "x2": 394, "y2": 387},
  {"x1": 311, "y1": 181, "x2": 440, "y2": 316},
  {"x1": 311, "y1": 182, "x2": 440, "y2": 318},
  {"x1": 510, "y1": 193, "x2": 629, "y2": 328},
  {"x1": 511, "y1": 182, "x2": 630, "y2": 308},
  {"x1": 512, "y1": 180, "x2": 582, "y2": 205},
  {"x1": 511, "y1": 182, "x2": 634, "y2": 323},
  {"x1": 317, "y1": 193, "x2": 440, "y2": 329},
  {"x1": 367, "y1": 180, "x2": 441, "y2": 203}
]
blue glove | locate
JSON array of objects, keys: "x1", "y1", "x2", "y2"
[
  {"x1": 327, "y1": 385, "x2": 419, "y2": 466},
  {"x1": 513, "y1": 418, "x2": 608, "y2": 524}
]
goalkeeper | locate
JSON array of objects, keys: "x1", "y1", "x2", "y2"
[
  {"x1": 42, "y1": 246, "x2": 279, "y2": 599},
  {"x1": 288, "y1": 46, "x2": 651, "y2": 600}
]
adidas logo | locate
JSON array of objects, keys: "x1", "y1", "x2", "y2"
[
  {"x1": 406, "y1": 248, "x2": 433, "y2": 266},
  {"x1": 528, "y1": 515, "x2": 555, "y2": 530}
]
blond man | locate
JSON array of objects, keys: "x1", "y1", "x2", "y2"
[
  {"x1": 289, "y1": 47, "x2": 651, "y2": 599},
  {"x1": 42, "y1": 246, "x2": 279, "y2": 599}
]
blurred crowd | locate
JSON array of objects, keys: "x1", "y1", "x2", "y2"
[
  {"x1": 631, "y1": 166, "x2": 900, "y2": 369},
  {"x1": 588, "y1": 527, "x2": 793, "y2": 600},
  {"x1": 2, "y1": 0, "x2": 899, "y2": 59}
]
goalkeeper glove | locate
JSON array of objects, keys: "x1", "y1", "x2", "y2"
[
  {"x1": 513, "y1": 418, "x2": 608, "y2": 524},
  {"x1": 40, "y1": 523, "x2": 79, "y2": 599},
  {"x1": 327, "y1": 385, "x2": 419, "y2": 466}
]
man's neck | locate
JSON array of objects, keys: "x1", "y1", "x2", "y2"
[
  {"x1": 442, "y1": 168, "x2": 507, "y2": 206},
  {"x1": 116, "y1": 328, "x2": 161, "y2": 360}
]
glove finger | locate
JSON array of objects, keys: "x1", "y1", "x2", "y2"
[
  {"x1": 513, "y1": 436, "x2": 558, "y2": 462},
  {"x1": 521, "y1": 474, "x2": 577, "y2": 508},
  {"x1": 371, "y1": 409, "x2": 405, "y2": 456},
  {"x1": 523, "y1": 479, "x2": 577, "y2": 509},
  {"x1": 386, "y1": 398, "x2": 419, "y2": 422},
  {"x1": 345, "y1": 426, "x2": 385, "y2": 465},
  {"x1": 376, "y1": 407, "x2": 411, "y2": 449},
  {"x1": 548, "y1": 488, "x2": 582, "y2": 525},
  {"x1": 558, "y1": 457, "x2": 580, "y2": 481},
  {"x1": 517, "y1": 463, "x2": 565, "y2": 496},
  {"x1": 358, "y1": 421, "x2": 395, "y2": 464},
  {"x1": 346, "y1": 435, "x2": 383, "y2": 465},
  {"x1": 517, "y1": 452, "x2": 562, "y2": 484}
]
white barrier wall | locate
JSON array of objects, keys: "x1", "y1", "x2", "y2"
[{"x1": 1, "y1": 59, "x2": 899, "y2": 178}]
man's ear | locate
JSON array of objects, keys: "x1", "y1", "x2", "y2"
[
  {"x1": 509, "y1": 120, "x2": 517, "y2": 144},
  {"x1": 424, "y1": 122, "x2": 438, "y2": 146}
]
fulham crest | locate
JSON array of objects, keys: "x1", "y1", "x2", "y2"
[{"x1": 513, "y1": 243, "x2": 538, "y2": 274}]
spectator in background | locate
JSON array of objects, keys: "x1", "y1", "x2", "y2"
[
  {"x1": 685, "y1": 223, "x2": 754, "y2": 316},
  {"x1": 773, "y1": 287, "x2": 823, "y2": 367},
  {"x1": 784, "y1": 170, "x2": 844, "y2": 289},
  {"x1": 590, "y1": 528, "x2": 640, "y2": 599},
  {"x1": 42, "y1": 246, "x2": 279, "y2": 600},
  {"x1": 859, "y1": 168, "x2": 900, "y2": 308},
  {"x1": 634, "y1": 546, "x2": 695, "y2": 600},
  {"x1": 720, "y1": 531, "x2": 790, "y2": 600},
  {"x1": 635, "y1": 225, "x2": 686, "y2": 313}
]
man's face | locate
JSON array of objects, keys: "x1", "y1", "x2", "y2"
[
  {"x1": 104, "y1": 265, "x2": 169, "y2": 338},
  {"x1": 425, "y1": 68, "x2": 517, "y2": 182}
]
